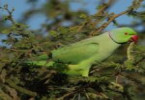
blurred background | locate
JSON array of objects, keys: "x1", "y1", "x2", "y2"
[
  {"x1": 0, "y1": 0, "x2": 145, "y2": 46},
  {"x1": 0, "y1": 0, "x2": 145, "y2": 100},
  {"x1": 0, "y1": 0, "x2": 145, "y2": 30}
]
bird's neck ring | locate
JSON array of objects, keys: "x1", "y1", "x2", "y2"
[{"x1": 108, "y1": 32, "x2": 125, "y2": 44}]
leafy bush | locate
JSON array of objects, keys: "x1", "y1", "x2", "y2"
[{"x1": 0, "y1": 0, "x2": 145, "y2": 99}]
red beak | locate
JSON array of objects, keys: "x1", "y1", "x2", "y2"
[{"x1": 131, "y1": 35, "x2": 139, "y2": 43}]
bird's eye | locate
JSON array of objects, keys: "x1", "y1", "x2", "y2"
[{"x1": 124, "y1": 32, "x2": 128, "y2": 35}]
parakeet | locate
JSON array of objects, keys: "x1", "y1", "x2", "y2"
[{"x1": 30, "y1": 27, "x2": 138, "y2": 76}]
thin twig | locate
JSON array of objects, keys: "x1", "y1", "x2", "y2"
[
  {"x1": 5, "y1": 79, "x2": 37, "y2": 97},
  {"x1": 90, "y1": 10, "x2": 129, "y2": 36}
]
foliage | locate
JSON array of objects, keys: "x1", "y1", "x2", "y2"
[{"x1": 0, "y1": 0, "x2": 145, "y2": 100}]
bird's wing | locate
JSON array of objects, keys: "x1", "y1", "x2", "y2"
[{"x1": 52, "y1": 41, "x2": 99, "y2": 64}]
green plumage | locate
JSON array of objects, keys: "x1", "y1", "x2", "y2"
[{"x1": 30, "y1": 27, "x2": 137, "y2": 76}]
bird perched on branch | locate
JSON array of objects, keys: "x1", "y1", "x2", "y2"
[{"x1": 30, "y1": 27, "x2": 138, "y2": 77}]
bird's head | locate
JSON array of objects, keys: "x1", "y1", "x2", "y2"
[{"x1": 110, "y1": 27, "x2": 138, "y2": 44}]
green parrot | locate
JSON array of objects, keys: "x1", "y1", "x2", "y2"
[{"x1": 30, "y1": 27, "x2": 138, "y2": 76}]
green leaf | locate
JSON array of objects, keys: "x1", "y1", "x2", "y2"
[
  {"x1": 2, "y1": 29, "x2": 11, "y2": 34},
  {"x1": 80, "y1": 14, "x2": 87, "y2": 19},
  {"x1": 49, "y1": 30, "x2": 58, "y2": 37}
]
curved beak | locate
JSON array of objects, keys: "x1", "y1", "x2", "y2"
[{"x1": 131, "y1": 35, "x2": 139, "y2": 43}]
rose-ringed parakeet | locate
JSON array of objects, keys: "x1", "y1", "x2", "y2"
[{"x1": 30, "y1": 27, "x2": 138, "y2": 77}]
